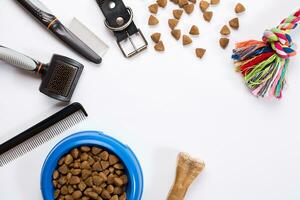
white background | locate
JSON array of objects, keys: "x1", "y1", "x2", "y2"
[{"x1": 0, "y1": 0, "x2": 300, "y2": 199}]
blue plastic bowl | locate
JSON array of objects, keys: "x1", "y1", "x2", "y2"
[{"x1": 41, "y1": 131, "x2": 143, "y2": 200}]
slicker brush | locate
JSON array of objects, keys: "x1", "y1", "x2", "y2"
[{"x1": 0, "y1": 45, "x2": 83, "y2": 102}]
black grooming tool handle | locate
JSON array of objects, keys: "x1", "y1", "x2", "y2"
[{"x1": 96, "y1": 0, "x2": 148, "y2": 58}]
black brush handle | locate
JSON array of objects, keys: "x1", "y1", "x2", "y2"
[
  {"x1": 0, "y1": 103, "x2": 88, "y2": 155},
  {"x1": 16, "y1": 0, "x2": 102, "y2": 64}
]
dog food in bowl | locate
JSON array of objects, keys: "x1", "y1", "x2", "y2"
[{"x1": 53, "y1": 146, "x2": 128, "y2": 200}]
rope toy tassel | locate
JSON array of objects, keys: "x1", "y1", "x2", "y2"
[{"x1": 232, "y1": 9, "x2": 300, "y2": 99}]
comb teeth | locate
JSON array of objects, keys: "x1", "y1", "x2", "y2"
[{"x1": 0, "y1": 110, "x2": 87, "y2": 167}]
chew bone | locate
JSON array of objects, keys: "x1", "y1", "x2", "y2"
[{"x1": 167, "y1": 152, "x2": 205, "y2": 200}]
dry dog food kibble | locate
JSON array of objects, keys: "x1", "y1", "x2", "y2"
[
  {"x1": 151, "y1": 32, "x2": 161, "y2": 43},
  {"x1": 199, "y1": 0, "x2": 209, "y2": 12},
  {"x1": 173, "y1": 9, "x2": 184, "y2": 20},
  {"x1": 182, "y1": 35, "x2": 193, "y2": 45},
  {"x1": 210, "y1": 0, "x2": 220, "y2": 5},
  {"x1": 189, "y1": 25, "x2": 200, "y2": 35},
  {"x1": 220, "y1": 25, "x2": 230, "y2": 35},
  {"x1": 203, "y1": 11, "x2": 213, "y2": 22},
  {"x1": 148, "y1": 3, "x2": 159, "y2": 14},
  {"x1": 168, "y1": 18, "x2": 179, "y2": 30},
  {"x1": 229, "y1": 17, "x2": 239, "y2": 29},
  {"x1": 157, "y1": 0, "x2": 168, "y2": 8},
  {"x1": 219, "y1": 37, "x2": 229, "y2": 49},
  {"x1": 171, "y1": 29, "x2": 181, "y2": 40},
  {"x1": 183, "y1": 3, "x2": 194, "y2": 14},
  {"x1": 235, "y1": 3, "x2": 245, "y2": 14},
  {"x1": 178, "y1": 0, "x2": 188, "y2": 7},
  {"x1": 148, "y1": 15, "x2": 159, "y2": 25},
  {"x1": 154, "y1": 41, "x2": 165, "y2": 51},
  {"x1": 52, "y1": 146, "x2": 128, "y2": 200},
  {"x1": 195, "y1": 48, "x2": 206, "y2": 59}
]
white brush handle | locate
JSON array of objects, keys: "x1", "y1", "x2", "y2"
[{"x1": 0, "y1": 46, "x2": 38, "y2": 71}]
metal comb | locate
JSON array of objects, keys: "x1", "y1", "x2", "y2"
[{"x1": 0, "y1": 103, "x2": 88, "y2": 167}]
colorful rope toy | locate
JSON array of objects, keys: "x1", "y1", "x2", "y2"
[{"x1": 232, "y1": 9, "x2": 300, "y2": 99}]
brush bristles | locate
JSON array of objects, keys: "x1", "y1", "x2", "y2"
[{"x1": 0, "y1": 111, "x2": 86, "y2": 167}]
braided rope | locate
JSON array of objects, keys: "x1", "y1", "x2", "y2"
[{"x1": 232, "y1": 9, "x2": 300, "y2": 99}]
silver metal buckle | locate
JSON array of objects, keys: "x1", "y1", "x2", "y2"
[
  {"x1": 117, "y1": 29, "x2": 148, "y2": 58},
  {"x1": 104, "y1": 7, "x2": 148, "y2": 58}
]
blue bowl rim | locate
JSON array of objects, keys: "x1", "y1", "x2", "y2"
[{"x1": 40, "y1": 130, "x2": 144, "y2": 200}]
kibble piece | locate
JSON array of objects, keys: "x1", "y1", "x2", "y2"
[
  {"x1": 210, "y1": 0, "x2": 220, "y2": 5},
  {"x1": 229, "y1": 17, "x2": 239, "y2": 29},
  {"x1": 199, "y1": 0, "x2": 209, "y2": 12},
  {"x1": 113, "y1": 187, "x2": 123, "y2": 195},
  {"x1": 64, "y1": 195, "x2": 73, "y2": 200},
  {"x1": 235, "y1": 3, "x2": 245, "y2": 13},
  {"x1": 154, "y1": 41, "x2": 165, "y2": 52},
  {"x1": 80, "y1": 146, "x2": 91, "y2": 152},
  {"x1": 183, "y1": 3, "x2": 194, "y2": 14},
  {"x1": 71, "y1": 169, "x2": 81, "y2": 176},
  {"x1": 109, "y1": 155, "x2": 119, "y2": 166},
  {"x1": 68, "y1": 185, "x2": 74, "y2": 194},
  {"x1": 101, "y1": 190, "x2": 112, "y2": 199},
  {"x1": 119, "y1": 193, "x2": 126, "y2": 200},
  {"x1": 107, "y1": 185, "x2": 114, "y2": 194},
  {"x1": 120, "y1": 175, "x2": 128, "y2": 185},
  {"x1": 115, "y1": 170, "x2": 123, "y2": 176},
  {"x1": 168, "y1": 18, "x2": 178, "y2": 30},
  {"x1": 82, "y1": 169, "x2": 92, "y2": 180},
  {"x1": 100, "y1": 151, "x2": 109, "y2": 161},
  {"x1": 148, "y1": 3, "x2": 159, "y2": 14},
  {"x1": 93, "y1": 185, "x2": 103, "y2": 194},
  {"x1": 151, "y1": 33, "x2": 161, "y2": 43},
  {"x1": 53, "y1": 170, "x2": 60, "y2": 180},
  {"x1": 58, "y1": 176, "x2": 67, "y2": 185},
  {"x1": 99, "y1": 172, "x2": 108, "y2": 181},
  {"x1": 189, "y1": 0, "x2": 196, "y2": 3},
  {"x1": 203, "y1": 11, "x2": 213, "y2": 22},
  {"x1": 170, "y1": 0, "x2": 179, "y2": 4},
  {"x1": 195, "y1": 48, "x2": 206, "y2": 58},
  {"x1": 220, "y1": 25, "x2": 230, "y2": 35},
  {"x1": 182, "y1": 35, "x2": 192, "y2": 45},
  {"x1": 178, "y1": 0, "x2": 188, "y2": 7},
  {"x1": 113, "y1": 163, "x2": 124, "y2": 170},
  {"x1": 58, "y1": 157, "x2": 65, "y2": 166},
  {"x1": 69, "y1": 176, "x2": 81, "y2": 185},
  {"x1": 78, "y1": 181, "x2": 87, "y2": 191},
  {"x1": 110, "y1": 195, "x2": 119, "y2": 200},
  {"x1": 157, "y1": 0, "x2": 167, "y2": 8},
  {"x1": 72, "y1": 191, "x2": 82, "y2": 199},
  {"x1": 219, "y1": 38, "x2": 229, "y2": 49},
  {"x1": 85, "y1": 177, "x2": 94, "y2": 187},
  {"x1": 70, "y1": 148, "x2": 80, "y2": 159},
  {"x1": 81, "y1": 161, "x2": 91, "y2": 170},
  {"x1": 93, "y1": 162, "x2": 102, "y2": 172},
  {"x1": 82, "y1": 197, "x2": 90, "y2": 200},
  {"x1": 54, "y1": 190, "x2": 60, "y2": 199},
  {"x1": 87, "y1": 191, "x2": 99, "y2": 200},
  {"x1": 92, "y1": 147, "x2": 102, "y2": 155},
  {"x1": 61, "y1": 185, "x2": 69, "y2": 195},
  {"x1": 189, "y1": 25, "x2": 199, "y2": 35},
  {"x1": 93, "y1": 175, "x2": 104, "y2": 186},
  {"x1": 101, "y1": 161, "x2": 110, "y2": 170},
  {"x1": 113, "y1": 177, "x2": 124, "y2": 187},
  {"x1": 173, "y1": 9, "x2": 183, "y2": 20},
  {"x1": 58, "y1": 164, "x2": 68, "y2": 175},
  {"x1": 171, "y1": 29, "x2": 181, "y2": 40},
  {"x1": 64, "y1": 154, "x2": 73, "y2": 165},
  {"x1": 107, "y1": 174, "x2": 116, "y2": 184},
  {"x1": 148, "y1": 15, "x2": 159, "y2": 25},
  {"x1": 80, "y1": 153, "x2": 89, "y2": 161}
]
